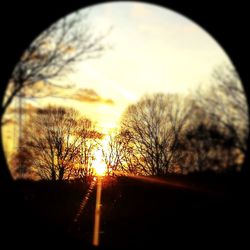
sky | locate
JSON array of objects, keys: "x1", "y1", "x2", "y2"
[
  {"x1": 61, "y1": 1, "x2": 232, "y2": 131},
  {"x1": 2, "y1": 2, "x2": 235, "y2": 168}
]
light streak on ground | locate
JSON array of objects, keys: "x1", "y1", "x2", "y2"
[
  {"x1": 92, "y1": 176, "x2": 103, "y2": 247},
  {"x1": 91, "y1": 147, "x2": 107, "y2": 247},
  {"x1": 112, "y1": 170, "x2": 218, "y2": 194},
  {"x1": 73, "y1": 178, "x2": 97, "y2": 225},
  {"x1": 70, "y1": 168, "x2": 219, "y2": 245}
]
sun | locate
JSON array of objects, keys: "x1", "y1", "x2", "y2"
[
  {"x1": 92, "y1": 148, "x2": 106, "y2": 176},
  {"x1": 94, "y1": 161, "x2": 106, "y2": 176}
]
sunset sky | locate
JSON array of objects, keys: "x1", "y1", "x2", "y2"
[
  {"x1": 2, "y1": 2, "x2": 234, "y2": 166},
  {"x1": 61, "y1": 2, "x2": 231, "y2": 131}
]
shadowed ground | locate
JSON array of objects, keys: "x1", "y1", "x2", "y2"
[{"x1": 1, "y1": 173, "x2": 249, "y2": 250}]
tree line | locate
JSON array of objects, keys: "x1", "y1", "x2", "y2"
[
  {"x1": 11, "y1": 65, "x2": 248, "y2": 180},
  {"x1": 1, "y1": 9, "x2": 247, "y2": 180}
]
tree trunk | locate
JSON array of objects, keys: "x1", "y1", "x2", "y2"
[
  {"x1": 58, "y1": 167, "x2": 64, "y2": 181},
  {"x1": 51, "y1": 169, "x2": 56, "y2": 181},
  {"x1": 0, "y1": 145, "x2": 12, "y2": 183}
]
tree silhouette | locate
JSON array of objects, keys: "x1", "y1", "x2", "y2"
[
  {"x1": 101, "y1": 130, "x2": 139, "y2": 176},
  {"x1": 121, "y1": 93, "x2": 193, "y2": 175},
  {"x1": 11, "y1": 147, "x2": 33, "y2": 178},
  {"x1": 13, "y1": 106, "x2": 100, "y2": 180},
  {"x1": 195, "y1": 64, "x2": 249, "y2": 171},
  {"x1": 72, "y1": 118, "x2": 103, "y2": 181},
  {"x1": 1, "y1": 11, "x2": 109, "y2": 123}
]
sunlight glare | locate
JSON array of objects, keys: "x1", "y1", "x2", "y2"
[{"x1": 93, "y1": 148, "x2": 106, "y2": 176}]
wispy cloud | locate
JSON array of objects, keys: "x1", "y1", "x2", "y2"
[
  {"x1": 72, "y1": 88, "x2": 115, "y2": 105},
  {"x1": 2, "y1": 118, "x2": 17, "y2": 125},
  {"x1": 6, "y1": 103, "x2": 37, "y2": 115}
]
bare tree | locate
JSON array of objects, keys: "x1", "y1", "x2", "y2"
[
  {"x1": 14, "y1": 106, "x2": 99, "y2": 180},
  {"x1": 195, "y1": 64, "x2": 249, "y2": 171},
  {"x1": 213, "y1": 65, "x2": 248, "y2": 153},
  {"x1": 72, "y1": 118, "x2": 103, "y2": 180},
  {"x1": 101, "y1": 130, "x2": 139, "y2": 176},
  {"x1": 1, "y1": 10, "x2": 109, "y2": 122},
  {"x1": 10, "y1": 147, "x2": 33, "y2": 178},
  {"x1": 101, "y1": 132, "x2": 123, "y2": 176},
  {"x1": 121, "y1": 93, "x2": 193, "y2": 175},
  {"x1": 182, "y1": 107, "x2": 238, "y2": 172}
]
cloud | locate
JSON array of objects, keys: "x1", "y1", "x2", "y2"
[
  {"x1": 6, "y1": 103, "x2": 37, "y2": 115},
  {"x1": 72, "y1": 88, "x2": 115, "y2": 105},
  {"x1": 1, "y1": 118, "x2": 17, "y2": 126}
]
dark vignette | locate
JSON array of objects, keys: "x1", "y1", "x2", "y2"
[{"x1": 0, "y1": 1, "x2": 249, "y2": 250}]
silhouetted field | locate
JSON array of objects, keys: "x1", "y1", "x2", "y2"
[{"x1": 1, "y1": 172, "x2": 249, "y2": 250}]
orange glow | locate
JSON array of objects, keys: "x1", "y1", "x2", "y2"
[{"x1": 92, "y1": 149, "x2": 106, "y2": 176}]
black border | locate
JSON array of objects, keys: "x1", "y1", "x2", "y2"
[{"x1": 0, "y1": 1, "x2": 249, "y2": 249}]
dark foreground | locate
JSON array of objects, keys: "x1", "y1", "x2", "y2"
[{"x1": 1, "y1": 173, "x2": 249, "y2": 250}]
